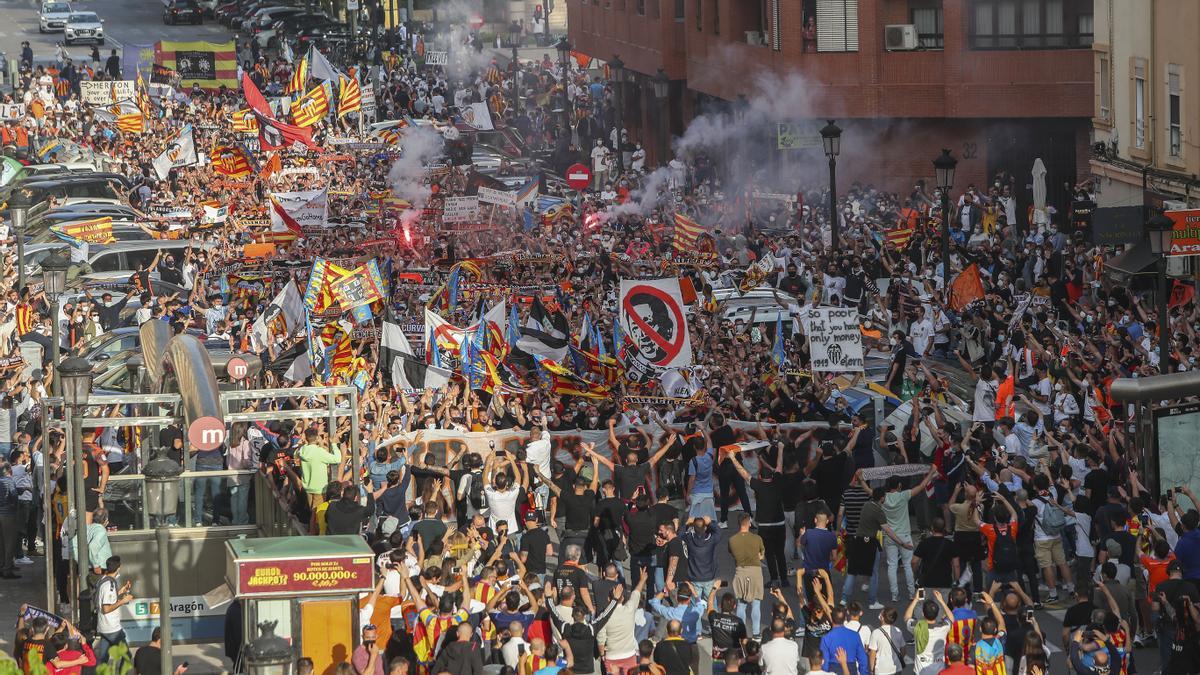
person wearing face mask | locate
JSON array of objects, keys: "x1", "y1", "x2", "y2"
[
  {"x1": 1052, "y1": 381, "x2": 1080, "y2": 429},
  {"x1": 884, "y1": 330, "x2": 911, "y2": 395}
]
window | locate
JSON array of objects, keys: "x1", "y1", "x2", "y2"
[
  {"x1": 695, "y1": 0, "x2": 701, "y2": 29},
  {"x1": 1168, "y1": 65, "x2": 1182, "y2": 159},
  {"x1": 816, "y1": 0, "x2": 858, "y2": 52},
  {"x1": 969, "y1": 0, "x2": 1089, "y2": 49},
  {"x1": 637, "y1": 0, "x2": 644, "y2": 14},
  {"x1": 675, "y1": 0, "x2": 684, "y2": 19},
  {"x1": 1134, "y1": 59, "x2": 1146, "y2": 149},
  {"x1": 1098, "y1": 55, "x2": 1110, "y2": 120},
  {"x1": 713, "y1": 0, "x2": 719, "y2": 33},
  {"x1": 910, "y1": 6, "x2": 944, "y2": 48}
]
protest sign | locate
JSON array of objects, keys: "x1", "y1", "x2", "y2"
[
  {"x1": 80, "y1": 80, "x2": 136, "y2": 105},
  {"x1": 801, "y1": 307, "x2": 864, "y2": 372},
  {"x1": 442, "y1": 196, "x2": 479, "y2": 224},
  {"x1": 477, "y1": 187, "x2": 517, "y2": 208},
  {"x1": 425, "y1": 51, "x2": 448, "y2": 66},
  {"x1": 0, "y1": 104, "x2": 25, "y2": 120}
]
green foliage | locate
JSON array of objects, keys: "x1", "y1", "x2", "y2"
[{"x1": 97, "y1": 643, "x2": 133, "y2": 675}]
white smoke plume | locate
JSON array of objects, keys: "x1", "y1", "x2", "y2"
[
  {"x1": 434, "y1": 0, "x2": 501, "y2": 78},
  {"x1": 601, "y1": 165, "x2": 673, "y2": 220},
  {"x1": 387, "y1": 125, "x2": 445, "y2": 210}
]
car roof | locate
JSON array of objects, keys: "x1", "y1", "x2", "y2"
[{"x1": 95, "y1": 239, "x2": 215, "y2": 252}]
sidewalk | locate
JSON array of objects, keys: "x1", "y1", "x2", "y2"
[{"x1": 0, "y1": 555, "x2": 233, "y2": 674}]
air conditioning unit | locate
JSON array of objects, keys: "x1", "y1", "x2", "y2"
[{"x1": 884, "y1": 24, "x2": 919, "y2": 51}]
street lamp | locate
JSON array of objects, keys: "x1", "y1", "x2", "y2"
[
  {"x1": 41, "y1": 248, "x2": 71, "y2": 394},
  {"x1": 509, "y1": 25, "x2": 522, "y2": 114},
  {"x1": 144, "y1": 449, "x2": 184, "y2": 675},
  {"x1": 610, "y1": 54, "x2": 625, "y2": 176},
  {"x1": 245, "y1": 621, "x2": 294, "y2": 675},
  {"x1": 1146, "y1": 211, "x2": 1176, "y2": 372},
  {"x1": 933, "y1": 148, "x2": 958, "y2": 289},
  {"x1": 653, "y1": 68, "x2": 669, "y2": 167},
  {"x1": 10, "y1": 187, "x2": 30, "y2": 291},
  {"x1": 59, "y1": 355, "x2": 93, "y2": 623},
  {"x1": 820, "y1": 120, "x2": 842, "y2": 246}
]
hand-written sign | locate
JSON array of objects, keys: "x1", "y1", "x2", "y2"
[
  {"x1": 801, "y1": 307, "x2": 864, "y2": 373},
  {"x1": 442, "y1": 196, "x2": 479, "y2": 224},
  {"x1": 425, "y1": 51, "x2": 449, "y2": 66},
  {"x1": 234, "y1": 556, "x2": 375, "y2": 597}
]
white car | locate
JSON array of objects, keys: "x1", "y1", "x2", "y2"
[
  {"x1": 38, "y1": 1, "x2": 73, "y2": 32},
  {"x1": 63, "y1": 11, "x2": 104, "y2": 45}
]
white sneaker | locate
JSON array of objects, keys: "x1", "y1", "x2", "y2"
[
  {"x1": 868, "y1": 602, "x2": 885, "y2": 610},
  {"x1": 14, "y1": 557, "x2": 34, "y2": 566},
  {"x1": 718, "y1": 522, "x2": 728, "y2": 529}
]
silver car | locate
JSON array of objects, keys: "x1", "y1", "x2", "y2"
[
  {"x1": 64, "y1": 11, "x2": 104, "y2": 45},
  {"x1": 39, "y1": 1, "x2": 73, "y2": 32}
]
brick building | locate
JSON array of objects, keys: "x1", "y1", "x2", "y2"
[{"x1": 569, "y1": 0, "x2": 1095, "y2": 210}]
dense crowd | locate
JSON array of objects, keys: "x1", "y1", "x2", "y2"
[{"x1": 1, "y1": 19, "x2": 1200, "y2": 675}]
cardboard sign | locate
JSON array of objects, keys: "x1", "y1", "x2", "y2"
[
  {"x1": 442, "y1": 196, "x2": 479, "y2": 224},
  {"x1": 801, "y1": 307, "x2": 864, "y2": 373},
  {"x1": 425, "y1": 51, "x2": 448, "y2": 66},
  {"x1": 81, "y1": 80, "x2": 136, "y2": 105},
  {"x1": 0, "y1": 104, "x2": 25, "y2": 120},
  {"x1": 477, "y1": 186, "x2": 517, "y2": 208}
]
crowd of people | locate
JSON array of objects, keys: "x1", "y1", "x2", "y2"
[{"x1": 2, "y1": 16, "x2": 1200, "y2": 675}]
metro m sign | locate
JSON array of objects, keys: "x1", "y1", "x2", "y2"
[{"x1": 188, "y1": 416, "x2": 228, "y2": 451}]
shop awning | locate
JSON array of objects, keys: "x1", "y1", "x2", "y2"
[{"x1": 1105, "y1": 240, "x2": 1159, "y2": 278}]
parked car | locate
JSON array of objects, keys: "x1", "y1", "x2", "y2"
[
  {"x1": 38, "y1": 1, "x2": 72, "y2": 32},
  {"x1": 86, "y1": 240, "x2": 216, "y2": 276},
  {"x1": 257, "y1": 13, "x2": 335, "y2": 48},
  {"x1": 8, "y1": 175, "x2": 125, "y2": 211},
  {"x1": 63, "y1": 11, "x2": 104, "y2": 45},
  {"x1": 195, "y1": 0, "x2": 221, "y2": 17},
  {"x1": 72, "y1": 325, "x2": 208, "y2": 362},
  {"x1": 163, "y1": 0, "x2": 203, "y2": 24}
]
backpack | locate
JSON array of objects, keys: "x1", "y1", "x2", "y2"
[
  {"x1": 991, "y1": 526, "x2": 1018, "y2": 573},
  {"x1": 1036, "y1": 497, "x2": 1067, "y2": 536},
  {"x1": 468, "y1": 471, "x2": 486, "y2": 511}
]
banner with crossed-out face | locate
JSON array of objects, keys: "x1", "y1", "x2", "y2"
[{"x1": 618, "y1": 278, "x2": 693, "y2": 383}]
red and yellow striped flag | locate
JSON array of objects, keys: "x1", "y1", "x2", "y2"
[
  {"x1": 286, "y1": 54, "x2": 308, "y2": 96},
  {"x1": 337, "y1": 74, "x2": 361, "y2": 118},
  {"x1": 211, "y1": 144, "x2": 254, "y2": 179},
  {"x1": 291, "y1": 82, "x2": 332, "y2": 128},
  {"x1": 231, "y1": 108, "x2": 258, "y2": 134},
  {"x1": 116, "y1": 114, "x2": 145, "y2": 134},
  {"x1": 672, "y1": 212, "x2": 706, "y2": 255}
]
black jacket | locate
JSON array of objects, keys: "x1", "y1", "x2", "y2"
[{"x1": 431, "y1": 639, "x2": 483, "y2": 675}]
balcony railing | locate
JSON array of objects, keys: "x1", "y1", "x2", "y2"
[{"x1": 969, "y1": 30, "x2": 1093, "y2": 50}]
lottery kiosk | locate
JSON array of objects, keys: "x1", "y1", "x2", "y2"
[{"x1": 226, "y1": 535, "x2": 376, "y2": 674}]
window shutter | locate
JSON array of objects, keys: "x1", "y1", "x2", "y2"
[{"x1": 816, "y1": 0, "x2": 857, "y2": 52}]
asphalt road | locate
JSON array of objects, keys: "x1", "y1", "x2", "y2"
[{"x1": 0, "y1": 0, "x2": 234, "y2": 71}]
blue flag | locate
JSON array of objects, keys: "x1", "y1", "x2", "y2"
[
  {"x1": 507, "y1": 303, "x2": 522, "y2": 347},
  {"x1": 613, "y1": 318, "x2": 623, "y2": 357},
  {"x1": 429, "y1": 331, "x2": 443, "y2": 368},
  {"x1": 448, "y1": 267, "x2": 461, "y2": 311},
  {"x1": 595, "y1": 319, "x2": 607, "y2": 358},
  {"x1": 772, "y1": 313, "x2": 786, "y2": 370}
]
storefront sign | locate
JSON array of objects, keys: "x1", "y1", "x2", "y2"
[
  {"x1": 232, "y1": 555, "x2": 375, "y2": 597},
  {"x1": 1167, "y1": 209, "x2": 1200, "y2": 256}
]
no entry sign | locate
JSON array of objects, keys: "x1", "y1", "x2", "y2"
[{"x1": 565, "y1": 163, "x2": 592, "y2": 190}]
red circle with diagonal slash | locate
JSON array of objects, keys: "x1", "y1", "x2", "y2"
[{"x1": 622, "y1": 284, "x2": 687, "y2": 366}]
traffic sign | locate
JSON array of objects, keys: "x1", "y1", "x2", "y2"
[
  {"x1": 227, "y1": 356, "x2": 249, "y2": 380},
  {"x1": 188, "y1": 416, "x2": 227, "y2": 451},
  {"x1": 565, "y1": 163, "x2": 592, "y2": 190}
]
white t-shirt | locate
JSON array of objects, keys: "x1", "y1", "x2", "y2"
[
  {"x1": 910, "y1": 318, "x2": 934, "y2": 355},
  {"x1": 868, "y1": 625, "x2": 905, "y2": 675},
  {"x1": 907, "y1": 619, "x2": 952, "y2": 675},
  {"x1": 525, "y1": 431, "x2": 552, "y2": 480},
  {"x1": 843, "y1": 619, "x2": 872, "y2": 649},
  {"x1": 484, "y1": 485, "x2": 521, "y2": 533},
  {"x1": 96, "y1": 577, "x2": 123, "y2": 634},
  {"x1": 972, "y1": 378, "x2": 999, "y2": 422},
  {"x1": 760, "y1": 637, "x2": 800, "y2": 675}
]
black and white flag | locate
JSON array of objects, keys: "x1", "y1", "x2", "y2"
[
  {"x1": 392, "y1": 354, "x2": 452, "y2": 391},
  {"x1": 516, "y1": 297, "x2": 570, "y2": 362}
]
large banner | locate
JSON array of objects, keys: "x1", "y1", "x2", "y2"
[
  {"x1": 619, "y1": 278, "x2": 693, "y2": 383},
  {"x1": 155, "y1": 40, "x2": 237, "y2": 90},
  {"x1": 271, "y1": 189, "x2": 329, "y2": 230},
  {"x1": 801, "y1": 307, "x2": 864, "y2": 373}
]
